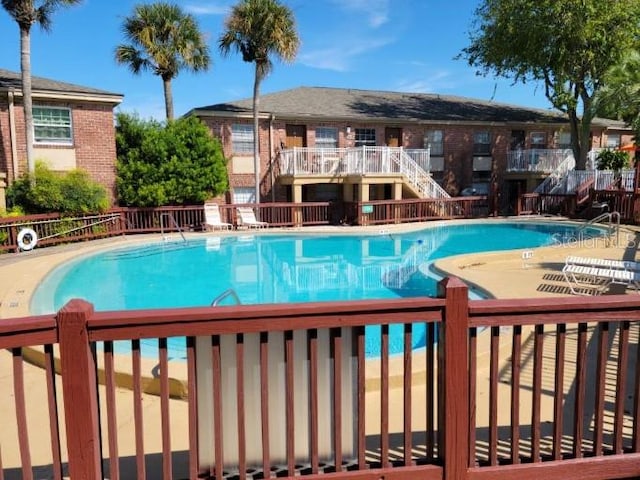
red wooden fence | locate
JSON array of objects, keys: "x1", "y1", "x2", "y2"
[
  {"x1": 0, "y1": 199, "x2": 490, "y2": 253},
  {"x1": 2, "y1": 279, "x2": 640, "y2": 480}
]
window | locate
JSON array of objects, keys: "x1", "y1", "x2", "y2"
[
  {"x1": 530, "y1": 131, "x2": 547, "y2": 149},
  {"x1": 557, "y1": 131, "x2": 572, "y2": 149},
  {"x1": 355, "y1": 128, "x2": 376, "y2": 147},
  {"x1": 232, "y1": 187, "x2": 255, "y2": 204},
  {"x1": 33, "y1": 106, "x2": 72, "y2": 144},
  {"x1": 424, "y1": 129, "x2": 443, "y2": 156},
  {"x1": 606, "y1": 134, "x2": 621, "y2": 148},
  {"x1": 315, "y1": 127, "x2": 338, "y2": 148},
  {"x1": 232, "y1": 124, "x2": 254, "y2": 154},
  {"x1": 473, "y1": 131, "x2": 491, "y2": 155}
]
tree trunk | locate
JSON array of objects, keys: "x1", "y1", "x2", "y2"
[
  {"x1": 568, "y1": 109, "x2": 592, "y2": 171},
  {"x1": 20, "y1": 25, "x2": 35, "y2": 180},
  {"x1": 163, "y1": 77, "x2": 174, "y2": 121},
  {"x1": 252, "y1": 65, "x2": 261, "y2": 205}
]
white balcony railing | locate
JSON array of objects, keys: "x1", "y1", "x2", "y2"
[
  {"x1": 278, "y1": 146, "x2": 450, "y2": 199},
  {"x1": 507, "y1": 149, "x2": 574, "y2": 173}
]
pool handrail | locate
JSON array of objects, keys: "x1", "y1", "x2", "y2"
[{"x1": 211, "y1": 288, "x2": 242, "y2": 306}]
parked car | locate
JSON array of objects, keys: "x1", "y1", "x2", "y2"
[{"x1": 460, "y1": 185, "x2": 489, "y2": 196}]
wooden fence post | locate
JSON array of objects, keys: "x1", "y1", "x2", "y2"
[
  {"x1": 57, "y1": 299, "x2": 102, "y2": 480},
  {"x1": 438, "y1": 277, "x2": 469, "y2": 480}
]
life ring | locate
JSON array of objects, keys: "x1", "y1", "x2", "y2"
[{"x1": 17, "y1": 228, "x2": 38, "y2": 251}]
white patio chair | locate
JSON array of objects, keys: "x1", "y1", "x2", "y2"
[
  {"x1": 236, "y1": 207, "x2": 268, "y2": 229},
  {"x1": 562, "y1": 263, "x2": 640, "y2": 295},
  {"x1": 203, "y1": 203, "x2": 232, "y2": 230}
]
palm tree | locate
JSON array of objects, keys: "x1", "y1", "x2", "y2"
[
  {"x1": 115, "y1": 2, "x2": 211, "y2": 121},
  {"x1": 2, "y1": 0, "x2": 82, "y2": 178},
  {"x1": 219, "y1": 0, "x2": 299, "y2": 204}
]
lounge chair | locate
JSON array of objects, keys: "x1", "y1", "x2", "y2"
[
  {"x1": 203, "y1": 203, "x2": 232, "y2": 230},
  {"x1": 565, "y1": 255, "x2": 640, "y2": 272},
  {"x1": 562, "y1": 261, "x2": 640, "y2": 295},
  {"x1": 236, "y1": 207, "x2": 268, "y2": 229}
]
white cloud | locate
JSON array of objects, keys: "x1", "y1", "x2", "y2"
[
  {"x1": 394, "y1": 71, "x2": 457, "y2": 93},
  {"x1": 184, "y1": 2, "x2": 230, "y2": 16},
  {"x1": 330, "y1": 0, "x2": 390, "y2": 28},
  {"x1": 299, "y1": 38, "x2": 393, "y2": 72}
]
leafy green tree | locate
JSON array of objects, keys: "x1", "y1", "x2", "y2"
[
  {"x1": 460, "y1": 0, "x2": 640, "y2": 170},
  {"x1": 2, "y1": 0, "x2": 82, "y2": 177},
  {"x1": 7, "y1": 161, "x2": 109, "y2": 214},
  {"x1": 219, "y1": 0, "x2": 299, "y2": 203},
  {"x1": 115, "y1": 2, "x2": 211, "y2": 121},
  {"x1": 116, "y1": 113, "x2": 229, "y2": 206},
  {"x1": 596, "y1": 50, "x2": 640, "y2": 141}
]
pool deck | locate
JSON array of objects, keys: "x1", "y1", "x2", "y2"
[{"x1": 1, "y1": 216, "x2": 639, "y2": 474}]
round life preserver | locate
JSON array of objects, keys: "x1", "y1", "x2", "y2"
[{"x1": 17, "y1": 228, "x2": 38, "y2": 251}]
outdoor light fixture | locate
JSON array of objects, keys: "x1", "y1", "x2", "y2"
[{"x1": 346, "y1": 126, "x2": 351, "y2": 134}]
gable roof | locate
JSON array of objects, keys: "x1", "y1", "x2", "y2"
[
  {"x1": 191, "y1": 86, "x2": 624, "y2": 128},
  {"x1": 0, "y1": 68, "x2": 123, "y2": 104}
]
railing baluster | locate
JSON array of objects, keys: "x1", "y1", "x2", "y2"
[
  {"x1": 614, "y1": 321, "x2": 630, "y2": 454},
  {"x1": 404, "y1": 322, "x2": 413, "y2": 466},
  {"x1": 236, "y1": 334, "x2": 247, "y2": 480},
  {"x1": 159, "y1": 337, "x2": 172, "y2": 480},
  {"x1": 553, "y1": 324, "x2": 566, "y2": 460},
  {"x1": 573, "y1": 323, "x2": 588, "y2": 458},
  {"x1": 531, "y1": 324, "x2": 544, "y2": 462},
  {"x1": 633, "y1": 323, "x2": 640, "y2": 453},
  {"x1": 260, "y1": 332, "x2": 271, "y2": 478},
  {"x1": 332, "y1": 328, "x2": 343, "y2": 472},
  {"x1": 380, "y1": 323, "x2": 390, "y2": 468},
  {"x1": 131, "y1": 339, "x2": 146, "y2": 480},
  {"x1": 285, "y1": 331, "x2": 295, "y2": 476},
  {"x1": 468, "y1": 326, "x2": 477, "y2": 467},
  {"x1": 212, "y1": 335, "x2": 224, "y2": 480},
  {"x1": 593, "y1": 322, "x2": 609, "y2": 455},
  {"x1": 356, "y1": 326, "x2": 366, "y2": 469},
  {"x1": 104, "y1": 341, "x2": 120, "y2": 480},
  {"x1": 187, "y1": 336, "x2": 199, "y2": 480},
  {"x1": 309, "y1": 329, "x2": 319, "y2": 473},
  {"x1": 488, "y1": 326, "x2": 499, "y2": 466},
  {"x1": 511, "y1": 325, "x2": 522, "y2": 464},
  {"x1": 12, "y1": 348, "x2": 32, "y2": 480},
  {"x1": 44, "y1": 344, "x2": 63, "y2": 480},
  {"x1": 427, "y1": 322, "x2": 436, "y2": 461}
]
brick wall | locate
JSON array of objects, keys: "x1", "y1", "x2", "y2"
[
  {"x1": 0, "y1": 96, "x2": 119, "y2": 203},
  {"x1": 198, "y1": 114, "x2": 633, "y2": 202}
]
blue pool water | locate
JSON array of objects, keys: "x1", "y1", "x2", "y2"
[{"x1": 31, "y1": 221, "x2": 605, "y2": 357}]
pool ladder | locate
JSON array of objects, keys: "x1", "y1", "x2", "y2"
[
  {"x1": 160, "y1": 212, "x2": 186, "y2": 243},
  {"x1": 211, "y1": 288, "x2": 241, "y2": 306},
  {"x1": 579, "y1": 210, "x2": 620, "y2": 246}
]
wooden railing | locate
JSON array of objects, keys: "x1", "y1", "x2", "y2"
[
  {"x1": 517, "y1": 193, "x2": 577, "y2": 217},
  {"x1": 0, "y1": 199, "x2": 490, "y2": 253},
  {"x1": 517, "y1": 191, "x2": 640, "y2": 224},
  {"x1": 3, "y1": 279, "x2": 640, "y2": 480},
  {"x1": 348, "y1": 197, "x2": 488, "y2": 226}
]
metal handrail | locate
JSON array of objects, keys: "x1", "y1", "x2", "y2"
[
  {"x1": 211, "y1": 288, "x2": 241, "y2": 306},
  {"x1": 579, "y1": 210, "x2": 620, "y2": 245},
  {"x1": 160, "y1": 212, "x2": 186, "y2": 243}
]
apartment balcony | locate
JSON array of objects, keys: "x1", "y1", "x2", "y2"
[
  {"x1": 277, "y1": 146, "x2": 431, "y2": 177},
  {"x1": 506, "y1": 148, "x2": 574, "y2": 173}
]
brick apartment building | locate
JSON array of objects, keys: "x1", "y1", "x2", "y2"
[
  {"x1": 0, "y1": 69, "x2": 123, "y2": 208},
  {"x1": 190, "y1": 86, "x2": 632, "y2": 211}
]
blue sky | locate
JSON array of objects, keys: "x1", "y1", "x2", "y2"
[{"x1": 0, "y1": 0, "x2": 555, "y2": 120}]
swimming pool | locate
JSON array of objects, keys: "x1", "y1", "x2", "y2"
[{"x1": 31, "y1": 220, "x2": 605, "y2": 356}]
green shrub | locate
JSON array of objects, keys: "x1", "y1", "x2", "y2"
[
  {"x1": 7, "y1": 162, "x2": 109, "y2": 215},
  {"x1": 116, "y1": 113, "x2": 229, "y2": 206},
  {"x1": 596, "y1": 149, "x2": 630, "y2": 171}
]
